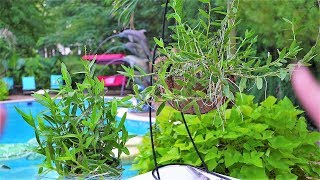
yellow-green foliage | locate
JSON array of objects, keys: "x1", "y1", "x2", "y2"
[{"x1": 133, "y1": 94, "x2": 320, "y2": 179}]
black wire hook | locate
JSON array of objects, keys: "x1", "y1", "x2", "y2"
[{"x1": 148, "y1": 0, "x2": 170, "y2": 179}]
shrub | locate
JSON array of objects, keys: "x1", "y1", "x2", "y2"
[
  {"x1": 16, "y1": 61, "x2": 131, "y2": 177},
  {"x1": 133, "y1": 94, "x2": 320, "y2": 179},
  {"x1": 0, "y1": 79, "x2": 9, "y2": 100}
]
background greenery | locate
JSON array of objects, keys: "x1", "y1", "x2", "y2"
[
  {"x1": 1, "y1": 0, "x2": 319, "y2": 178},
  {"x1": 0, "y1": 0, "x2": 319, "y2": 123},
  {"x1": 228, "y1": 0, "x2": 320, "y2": 104},
  {"x1": 0, "y1": 79, "x2": 8, "y2": 100}
]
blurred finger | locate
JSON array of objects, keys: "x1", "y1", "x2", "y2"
[{"x1": 292, "y1": 65, "x2": 320, "y2": 129}]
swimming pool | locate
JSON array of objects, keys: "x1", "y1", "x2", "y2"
[{"x1": 0, "y1": 100, "x2": 150, "y2": 179}]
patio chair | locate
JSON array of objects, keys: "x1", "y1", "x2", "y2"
[
  {"x1": 50, "y1": 75, "x2": 63, "y2": 90},
  {"x1": 97, "y1": 75, "x2": 126, "y2": 96},
  {"x1": 22, "y1": 76, "x2": 36, "y2": 95},
  {"x1": 2, "y1": 77, "x2": 14, "y2": 90}
]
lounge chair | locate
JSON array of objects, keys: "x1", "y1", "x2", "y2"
[
  {"x1": 2, "y1": 77, "x2": 14, "y2": 90},
  {"x1": 22, "y1": 76, "x2": 36, "y2": 95},
  {"x1": 50, "y1": 75, "x2": 63, "y2": 90},
  {"x1": 97, "y1": 75, "x2": 126, "y2": 96}
]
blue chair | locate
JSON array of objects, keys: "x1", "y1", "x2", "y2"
[
  {"x1": 2, "y1": 77, "x2": 14, "y2": 90},
  {"x1": 50, "y1": 75, "x2": 62, "y2": 90},
  {"x1": 22, "y1": 76, "x2": 36, "y2": 94}
]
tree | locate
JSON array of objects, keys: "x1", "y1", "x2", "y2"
[
  {"x1": 39, "y1": 0, "x2": 121, "y2": 53},
  {"x1": 0, "y1": 0, "x2": 46, "y2": 57},
  {"x1": 0, "y1": 28, "x2": 16, "y2": 76}
]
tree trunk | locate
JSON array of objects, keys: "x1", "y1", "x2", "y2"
[{"x1": 130, "y1": 12, "x2": 135, "y2": 29}]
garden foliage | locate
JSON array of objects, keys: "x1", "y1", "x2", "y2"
[
  {"x1": 123, "y1": 0, "x2": 315, "y2": 119},
  {"x1": 0, "y1": 79, "x2": 8, "y2": 100},
  {"x1": 133, "y1": 94, "x2": 320, "y2": 179},
  {"x1": 233, "y1": 0, "x2": 320, "y2": 105},
  {"x1": 16, "y1": 61, "x2": 131, "y2": 177}
]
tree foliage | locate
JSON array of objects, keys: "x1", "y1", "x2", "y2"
[
  {"x1": 234, "y1": 0, "x2": 319, "y2": 58},
  {"x1": 39, "y1": 0, "x2": 120, "y2": 53},
  {"x1": 0, "y1": 0, "x2": 46, "y2": 56},
  {"x1": 230, "y1": 0, "x2": 320, "y2": 108}
]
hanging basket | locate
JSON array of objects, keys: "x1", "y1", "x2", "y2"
[{"x1": 163, "y1": 76, "x2": 225, "y2": 114}]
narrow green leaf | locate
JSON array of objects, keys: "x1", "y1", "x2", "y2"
[
  {"x1": 111, "y1": 100, "x2": 117, "y2": 117},
  {"x1": 289, "y1": 40, "x2": 297, "y2": 51},
  {"x1": 254, "y1": 59, "x2": 261, "y2": 67},
  {"x1": 122, "y1": 147, "x2": 130, "y2": 155},
  {"x1": 88, "y1": 56, "x2": 96, "y2": 70},
  {"x1": 15, "y1": 107, "x2": 35, "y2": 127},
  {"x1": 193, "y1": 102, "x2": 201, "y2": 120},
  {"x1": 181, "y1": 101, "x2": 194, "y2": 113},
  {"x1": 156, "y1": 102, "x2": 166, "y2": 116},
  {"x1": 282, "y1": 18, "x2": 292, "y2": 24},
  {"x1": 245, "y1": 30, "x2": 254, "y2": 39},
  {"x1": 199, "y1": 19, "x2": 207, "y2": 29},
  {"x1": 239, "y1": 78, "x2": 247, "y2": 92},
  {"x1": 212, "y1": 47, "x2": 219, "y2": 63},
  {"x1": 256, "y1": 77, "x2": 263, "y2": 90},
  {"x1": 153, "y1": 37, "x2": 164, "y2": 48},
  {"x1": 199, "y1": 0, "x2": 210, "y2": 3},
  {"x1": 53, "y1": 134, "x2": 78, "y2": 139},
  {"x1": 121, "y1": 96, "x2": 132, "y2": 102},
  {"x1": 84, "y1": 136, "x2": 95, "y2": 149},
  {"x1": 45, "y1": 145, "x2": 52, "y2": 167},
  {"x1": 245, "y1": 59, "x2": 255, "y2": 67},
  {"x1": 71, "y1": 104, "x2": 78, "y2": 115},
  {"x1": 61, "y1": 63, "x2": 71, "y2": 86},
  {"x1": 32, "y1": 93, "x2": 50, "y2": 107},
  {"x1": 171, "y1": 14, "x2": 181, "y2": 24},
  {"x1": 38, "y1": 167, "x2": 43, "y2": 174},
  {"x1": 199, "y1": 9, "x2": 209, "y2": 19},
  {"x1": 117, "y1": 112, "x2": 127, "y2": 132},
  {"x1": 223, "y1": 85, "x2": 234, "y2": 99},
  {"x1": 196, "y1": 90, "x2": 206, "y2": 98},
  {"x1": 266, "y1": 52, "x2": 272, "y2": 65},
  {"x1": 133, "y1": 84, "x2": 139, "y2": 95},
  {"x1": 37, "y1": 116, "x2": 46, "y2": 131},
  {"x1": 56, "y1": 156, "x2": 73, "y2": 161},
  {"x1": 302, "y1": 46, "x2": 316, "y2": 63}
]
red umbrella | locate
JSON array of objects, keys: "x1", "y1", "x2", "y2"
[{"x1": 82, "y1": 54, "x2": 126, "y2": 65}]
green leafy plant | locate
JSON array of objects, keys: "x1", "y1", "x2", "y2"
[
  {"x1": 121, "y1": 0, "x2": 315, "y2": 117},
  {"x1": 16, "y1": 61, "x2": 132, "y2": 178},
  {"x1": 111, "y1": 0, "x2": 140, "y2": 26},
  {"x1": 0, "y1": 79, "x2": 9, "y2": 100},
  {"x1": 228, "y1": 0, "x2": 320, "y2": 106},
  {"x1": 133, "y1": 94, "x2": 320, "y2": 179},
  {"x1": 0, "y1": 28, "x2": 16, "y2": 77}
]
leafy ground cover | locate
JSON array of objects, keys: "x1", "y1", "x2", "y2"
[{"x1": 133, "y1": 94, "x2": 320, "y2": 179}]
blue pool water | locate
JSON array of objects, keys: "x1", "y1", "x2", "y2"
[{"x1": 0, "y1": 100, "x2": 149, "y2": 179}]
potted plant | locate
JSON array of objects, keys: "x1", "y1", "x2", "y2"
[
  {"x1": 122, "y1": 0, "x2": 315, "y2": 117},
  {"x1": 16, "y1": 61, "x2": 132, "y2": 179}
]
